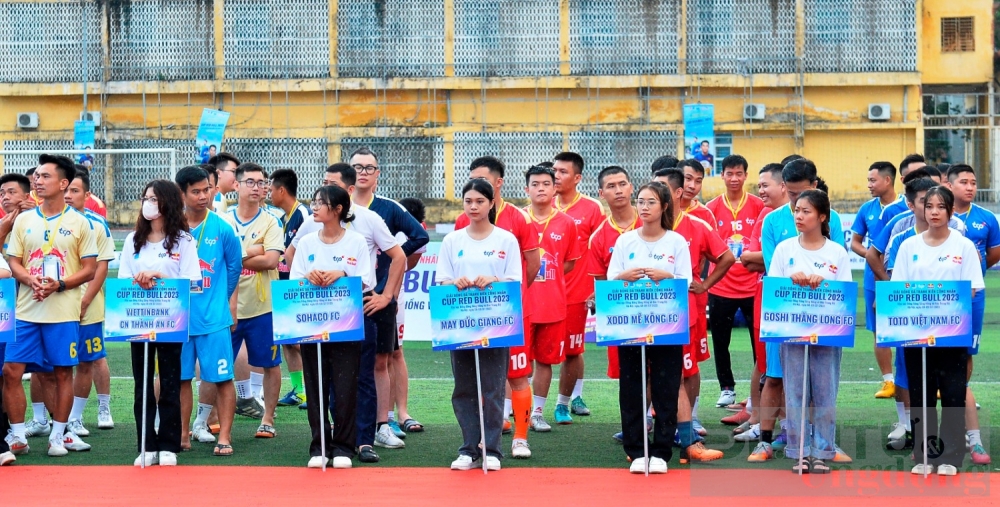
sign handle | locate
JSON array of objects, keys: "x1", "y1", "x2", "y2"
[
  {"x1": 140, "y1": 342, "x2": 149, "y2": 469},
  {"x1": 474, "y1": 348, "x2": 488, "y2": 474},
  {"x1": 921, "y1": 347, "x2": 928, "y2": 478},
  {"x1": 641, "y1": 345, "x2": 649, "y2": 476},
  {"x1": 317, "y1": 343, "x2": 326, "y2": 472},
  {"x1": 798, "y1": 344, "x2": 809, "y2": 476}
]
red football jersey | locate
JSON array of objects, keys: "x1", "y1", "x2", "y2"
[
  {"x1": 556, "y1": 192, "x2": 605, "y2": 304},
  {"x1": 85, "y1": 195, "x2": 107, "y2": 218},
  {"x1": 674, "y1": 212, "x2": 729, "y2": 324},
  {"x1": 747, "y1": 206, "x2": 775, "y2": 283},
  {"x1": 705, "y1": 192, "x2": 765, "y2": 299},
  {"x1": 685, "y1": 201, "x2": 717, "y2": 230},
  {"x1": 587, "y1": 212, "x2": 642, "y2": 278},
  {"x1": 525, "y1": 209, "x2": 582, "y2": 323}
]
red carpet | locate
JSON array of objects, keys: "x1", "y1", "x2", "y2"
[{"x1": 5, "y1": 466, "x2": 995, "y2": 506}]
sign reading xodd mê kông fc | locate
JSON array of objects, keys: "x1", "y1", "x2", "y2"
[{"x1": 594, "y1": 279, "x2": 689, "y2": 346}]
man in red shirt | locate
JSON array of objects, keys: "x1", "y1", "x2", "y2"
[
  {"x1": 704, "y1": 155, "x2": 765, "y2": 410},
  {"x1": 455, "y1": 156, "x2": 540, "y2": 459},
  {"x1": 551, "y1": 152, "x2": 604, "y2": 420}
]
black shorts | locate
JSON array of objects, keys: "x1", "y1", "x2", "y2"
[{"x1": 372, "y1": 300, "x2": 399, "y2": 354}]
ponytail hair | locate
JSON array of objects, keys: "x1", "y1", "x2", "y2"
[
  {"x1": 795, "y1": 189, "x2": 831, "y2": 239},
  {"x1": 462, "y1": 178, "x2": 497, "y2": 225},
  {"x1": 637, "y1": 182, "x2": 675, "y2": 231}
]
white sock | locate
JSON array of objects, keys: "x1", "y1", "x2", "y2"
[
  {"x1": 11, "y1": 422, "x2": 25, "y2": 439},
  {"x1": 388, "y1": 411, "x2": 395, "y2": 422},
  {"x1": 69, "y1": 396, "x2": 88, "y2": 422},
  {"x1": 905, "y1": 409, "x2": 911, "y2": 431},
  {"x1": 557, "y1": 394, "x2": 571, "y2": 406},
  {"x1": 895, "y1": 401, "x2": 907, "y2": 426},
  {"x1": 532, "y1": 395, "x2": 546, "y2": 414},
  {"x1": 504, "y1": 398, "x2": 512, "y2": 418},
  {"x1": 692, "y1": 396, "x2": 700, "y2": 420},
  {"x1": 97, "y1": 394, "x2": 110, "y2": 410},
  {"x1": 571, "y1": 379, "x2": 584, "y2": 399},
  {"x1": 250, "y1": 372, "x2": 264, "y2": 398},
  {"x1": 883, "y1": 373, "x2": 893, "y2": 382},
  {"x1": 32, "y1": 403, "x2": 48, "y2": 424},
  {"x1": 235, "y1": 380, "x2": 252, "y2": 399},
  {"x1": 195, "y1": 403, "x2": 213, "y2": 425},
  {"x1": 51, "y1": 421, "x2": 67, "y2": 441},
  {"x1": 968, "y1": 429, "x2": 982, "y2": 447},
  {"x1": 745, "y1": 398, "x2": 753, "y2": 412}
]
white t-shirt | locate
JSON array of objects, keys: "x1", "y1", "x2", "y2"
[
  {"x1": 890, "y1": 230, "x2": 985, "y2": 289},
  {"x1": 437, "y1": 227, "x2": 522, "y2": 283},
  {"x1": 118, "y1": 232, "x2": 202, "y2": 282},
  {"x1": 606, "y1": 229, "x2": 692, "y2": 284},
  {"x1": 292, "y1": 205, "x2": 398, "y2": 276},
  {"x1": 290, "y1": 229, "x2": 374, "y2": 292},
  {"x1": 768, "y1": 237, "x2": 854, "y2": 282}
]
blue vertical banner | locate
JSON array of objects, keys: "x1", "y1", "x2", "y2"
[
  {"x1": 73, "y1": 120, "x2": 95, "y2": 168},
  {"x1": 195, "y1": 109, "x2": 231, "y2": 163},
  {"x1": 683, "y1": 104, "x2": 716, "y2": 176}
]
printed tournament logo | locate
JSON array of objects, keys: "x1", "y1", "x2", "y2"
[
  {"x1": 307, "y1": 254, "x2": 316, "y2": 262},
  {"x1": 498, "y1": 251, "x2": 506, "y2": 259},
  {"x1": 952, "y1": 256, "x2": 963, "y2": 264},
  {"x1": 828, "y1": 264, "x2": 838, "y2": 274},
  {"x1": 347, "y1": 257, "x2": 357, "y2": 266}
]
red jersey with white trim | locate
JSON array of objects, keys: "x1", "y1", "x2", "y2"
[
  {"x1": 525, "y1": 209, "x2": 582, "y2": 323},
  {"x1": 587, "y1": 212, "x2": 642, "y2": 278},
  {"x1": 685, "y1": 201, "x2": 717, "y2": 231},
  {"x1": 674, "y1": 211, "x2": 729, "y2": 323},
  {"x1": 556, "y1": 192, "x2": 604, "y2": 304},
  {"x1": 705, "y1": 192, "x2": 765, "y2": 299}
]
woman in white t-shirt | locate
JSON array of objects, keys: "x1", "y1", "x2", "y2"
[
  {"x1": 768, "y1": 190, "x2": 852, "y2": 474},
  {"x1": 437, "y1": 179, "x2": 522, "y2": 472},
  {"x1": 606, "y1": 182, "x2": 692, "y2": 474},
  {"x1": 118, "y1": 180, "x2": 201, "y2": 467},
  {"x1": 890, "y1": 186, "x2": 984, "y2": 476},
  {"x1": 290, "y1": 185, "x2": 372, "y2": 470}
]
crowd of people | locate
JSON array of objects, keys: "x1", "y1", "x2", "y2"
[{"x1": 0, "y1": 148, "x2": 993, "y2": 477}]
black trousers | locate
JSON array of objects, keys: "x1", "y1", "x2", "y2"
[
  {"x1": 0, "y1": 373, "x2": 9, "y2": 454},
  {"x1": 904, "y1": 346, "x2": 967, "y2": 467},
  {"x1": 618, "y1": 344, "x2": 682, "y2": 462},
  {"x1": 131, "y1": 342, "x2": 182, "y2": 454},
  {"x1": 708, "y1": 294, "x2": 756, "y2": 390},
  {"x1": 302, "y1": 341, "x2": 363, "y2": 459}
]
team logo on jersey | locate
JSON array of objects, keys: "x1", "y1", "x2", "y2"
[
  {"x1": 169, "y1": 252, "x2": 181, "y2": 262},
  {"x1": 251, "y1": 232, "x2": 260, "y2": 240},
  {"x1": 205, "y1": 238, "x2": 218, "y2": 246},
  {"x1": 549, "y1": 232, "x2": 562, "y2": 241},
  {"x1": 868, "y1": 214, "x2": 874, "y2": 220},
  {"x1": 828, "y1": 264, "x2": 838, "y2": 274},
  {"x1": 789, "y1": 257, "x2": 795, "y2": 265},
  {"x1": 937, "y1": 255, "x2": 951, "y2": 262},
  {"x1": 667, "y1": 255, "x2": 675, "y2": 264},
  {"x1": 718, "y1": 220, "x2": 724, "y2": 227},
  {"x1": 199, "y1": 258, "x2": 215, "y2": 289},
  {"x1": 912, "y1": 254, "x2": 918, "y2": 262},
  {"x1": 971, "y1": 221, "x2": 985, "y2": 230},
  {"x1": 333, "y1": 255, "x2": 344, "y2": 262},
  {"x1": 483, "y1": 250, "x2": 495, "y2": 257},
  {"x1": 498, "y1": 251, "x2": 506, "y2": 259}
]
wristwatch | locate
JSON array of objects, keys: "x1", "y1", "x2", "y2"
[{"x1": 57, "y1": 280, "x2": 66, "y2": 293}]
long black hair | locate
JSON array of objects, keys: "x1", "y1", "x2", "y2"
[
  {"x1": 462, "y1": 178, "x2": 497, "y2": 225},
  {"x1": 312, "y1": 185, "x2": 355, "y2": 224},
  {"x1": 923, "y1": 186, "x2": 955, "y2": 217},
  {"x1": 636, "y1": 182, "x2": 674, "y2": 231},
  {"x1": 795, "y1": 189, "x2": 831, "y2": 239},
  {"x1": 134, "y1": 180, "x2": 190, "y2": 254}
]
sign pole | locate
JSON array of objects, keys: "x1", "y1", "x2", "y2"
[
  {"x1": 641, "y1": 345, "x2": 649, "y2": 476},
  {"x1": 474, "y1": 348, "x2": 488, "y2": 474},
  {"x1": 798, "y1": 344, "x2": 809, "y2": 476},
  {"x1": 922, "y1": 348, "x2": 928, "y2": 478},
  {"x1": 140, "y1": 342, "x2": 149, "y2": 469},
  {"x1": 317, "y1": 343, "x2": 326, "y2": 472}
]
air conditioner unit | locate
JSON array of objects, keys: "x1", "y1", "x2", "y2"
[
  {"x1": 16, "y1": 113, "x2": 38, "y2": 129},
  {"x1": 868, "y1": 104, "x2": 891, "y2": 121},
  {"x1": 743, "y1": 104, "x2": 765, "y2": 121},
  {"x1": 80, "y1": 111, "x2": 101, "y2": 127}
]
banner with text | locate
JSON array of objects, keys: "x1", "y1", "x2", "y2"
[
  {"x1": 759, "y1": 277, "x2": 857, "y2": 347},
  {"x1": 0, "y1": 279, "x2": 16, "y2": 343},
  {"x1": 429, "y1": 281, "x2": 524, "y2": 351},
  {"x1": 875, "y1": 280, "x2": 973, "y2": 348},
  {"x1": 104, "y1": 279, "x2": 190, "y2": 343},
  {"x1": 271, "y1": 278, "x2": 365, "y2": 345},
  {"x1": 594, "y1": 279, "x2": 690, "y2": 346}
]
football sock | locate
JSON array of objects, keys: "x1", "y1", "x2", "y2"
[
  {"x1": 290, "y1": 371, "x2": 304, "y2": 394},
  {"x1": 692, "y1": 396, "x2": 700, "y2": 420},
  {"x1": 32, "y1": 403, "x2": 48, "y2": 424},
  {"x1": 968, "y1": 430, "x2": 983, "y2": 447},
  {"x1": 195, "y1": 403, "x2": 212, "y2": 425},
  {"x1": 249, "y1": 372, "x2": 264, "y2": 398},
  {"x1": 97, "y1": 394, "x2": 111, "y2": 410},
  {"x1": 388, "y1": 411, "x2": 395, "y2": 422},
  {"x1": 761, "y1": 429, "x2": 774, "y2": 444},
  {"x1": 51, "y1": 421, "x2": 66, "y2": 441},
  {"x1": 556, "y1": 394, "x2": 571, "y2": 406},
  {"x1": 746, "y1": 397, "x2": 753, "y2": 412},
  {"x1": 69, "y1": 397, "x2": 88, "y2": 422},
  {"x1": 504, "y1": 398, "x2": 512, "y2": 418},
  {"x1": 532, "y1": 395, "x2": 546, "y2": 415},
  {"x1": 895, "y1": 402, "x2": 907, "y2": 428},
  {"x1": 904, "y1": 409, "x2": 911, "y2": 431},
  {"x1": 235, "y1": 380, "x2": 252, "y2": 399},
  {"x1": 571, "y1": 379, "x2": 584, "y2": 399},
  {"x1": 11, "y1": 423, "x2": 26, "y2": 439},
  {"x1": 883, "y1": 373, "x2": 894, "y2": 382},
  {"x1": 512, "y1": 388, "x2": 532, "y2": 440}
]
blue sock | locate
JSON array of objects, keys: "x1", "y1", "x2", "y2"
[{"x1": 678, "y1": 421, "x2": 695, "y2": 448}]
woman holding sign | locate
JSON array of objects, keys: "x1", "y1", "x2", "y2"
[
  {"x1": 606, "y1": 182, "x2": 691, "y2": 474},
  {"x1": 437, "y1": 179, "x2": 522, "y2": 472},
  {"x1": 118, "y1": 180, "x2": 201, "y2": 466},
  {"x1": 890, "y1": 186, "x2": 984, "y2": 476},
  {"x1": 768, "y1": 190, "x2": 852, "y2": 474},
  {"x1": 290, "y1": 185, "x2": 371, "y2": 470}
]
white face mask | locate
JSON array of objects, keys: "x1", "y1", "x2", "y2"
[{"x1": 142, "y1": 200, "x2": 161, "y2": 221}]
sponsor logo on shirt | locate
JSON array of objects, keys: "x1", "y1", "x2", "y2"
[
  {"x1": 308, "y1": 254, "x2": 316, "y2": 262},
  {"x1": 333, "y1": 255, "x2": 344, "y2": 262},
  {"x1": 205, "y1": 238, "x2": 217, "y2": 246},
  {"x1": 199, "y1": 258, "x2": 215, "y2": 289},
  {"x1": 549, "y1": 232, "x2": 562, "y2": 241},
  {"x1": 971, "y1": 221, "x2": 985, "y2": 230},
  {"x1": 498, "y1": 251, "x2": 506, "y2": 259},
  {"x1": 483, "y1": 250, "x2": 496, "y2": 257},
  {"x1": 347, "y1": 257, "x2": 357, "y2": 266},
  {"x1": 458, "y1": 250, "x2": 464, "y2": 258}
]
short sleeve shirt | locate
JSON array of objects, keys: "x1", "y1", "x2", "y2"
[{"x1": 224, "y1": 207, "x2": 284, "y2": 319}]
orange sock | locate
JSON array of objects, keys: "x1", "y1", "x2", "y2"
[{"x1": 512, "y1": 387, "x2": 532, "y2": 440}]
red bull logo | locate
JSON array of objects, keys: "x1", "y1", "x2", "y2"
[
  {"x1": 347, "y1": 257, "x2": 357, "y2": 266},
  {"x1": 199, "y1": 258, "x2": 215, "y2": 289}
]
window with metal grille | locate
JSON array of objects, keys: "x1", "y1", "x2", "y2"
[{"x1": 941, "y1": 17, "x2": 974, "y2": 53}]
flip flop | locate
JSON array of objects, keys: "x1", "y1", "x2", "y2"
[
  {"x1": 811, "y1": 459, "x2": 830, "y2": 474},
  {"x1": 213, "y1": 444, "x2": 233, "y2": 457},
  {"x1": 401, "y1": 419, "x2": 424, "y2": 433},
  {"x1": 255, "y1": 424, "x2": 276, "y2": 439}
]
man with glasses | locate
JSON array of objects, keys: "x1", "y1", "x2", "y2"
[
  {"x1": 209, "y1": 153, "x2": 240, "y2": 215},
  {"x1": 222, "y1": 163, "x2": 284, "y2": 440}
]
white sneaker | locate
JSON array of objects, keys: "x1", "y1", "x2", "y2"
[
  {"x1": 911, "y1": 463, "x2": 935, "y2": 475},
  {"x1": 485, "y1": 456, "x2": 501, "y2": 471},
  {"x1": 68, "y1": 419, "x2": 90, "y2": 437},
  {"x1": 47, "y1": 438, "x2": 68, "y2": 457},
  {"x1": 451, "y1": 454, "x2": 476, "y2": 470},
  {"x1": 734, "y1": 423, "x2": 761, "y2": 442},
  {"x1": 511, "y1": 438, "x2": 531, "y2": 458},
  {"x1": 716, "y1": 390, "x2": 736, "y2": 407},
  {"x1": 191, "y1": 421, "x2": 216, "y2": 443},
  {"x1": 887, "y1": 422, "x2": 907, "y2": 450},
  {"x1": 647, "y1": 456, "x2": 668, "y2": 474},
  {"x1": 629, "y1": 457, "x2": 648, "y2": 473},
  {"x1": 158, "y1": 451, "x2": 177, "y2": 466},
  {"x1": 24, "y1": 420, "x2": 51, "y2": 438},
  {"x1": 937, "y1": 464, "x2": 957, "y2": 476},
  {"x1": 332, "y1": 456, "x2": 352, "y2": 469},
  {"x1": 4, "y1": 431, "x2": 29, "y2": 455},
  {"x1": 374, "y1": 424, "x2": 405, "y2": 449},
  {"x1": 62, "y1": 432, "x2": 92, "y2": 452},
  {"x1": 0, "y1": 451, "x2": 15, "y2": 466},
  {"x1": 97, "y1": 406, "x2": 114, "y2": 429},
  {"x1": 134, "y1": 452, "x2": 159, "y2": 466},
  {"x1": 307, "y1": 456, "x2": 328, "y2": 468},
  {"x1": 530, "y1": 414, "x2": 552, "y2": 432}
]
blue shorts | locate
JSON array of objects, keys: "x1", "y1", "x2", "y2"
[
  {"x1": 765, "y1": 341, "x2": 782, "y2": 379},
  {"x1": 5, "y1": 320, "x2": 80, "y2": 368},
  {"x1": 969, "y1": 290, "x2": 985, "y2": 356},
  {"x1": 182, "y1": 327, "x2": 235, "y2": 382},
  {"x1": 232, "y1": 313, "x2": 280, "y2": 369},
  {"x1": 893, "y1": 346, "x2": 908, "y2": 390},
  {"x1": 864, "y1": 289, "x2": 876, "y2": 333},
  {"x1": 77, "y1": 322, "x2": 107, "y2": 363}
]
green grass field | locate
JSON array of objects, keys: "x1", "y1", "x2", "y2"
[{"x1": 9, "y1": 272, "x2": 1000, "y2": 469}]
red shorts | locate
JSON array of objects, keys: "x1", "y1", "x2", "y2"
[
  {"x1": 607, "y1": 346, "x2": 619, "y2": 379},
  {"x1": 508, "y1": 316, "x2": 533, "y2": 379},
  {"x1": 752, "y1": 284, "x2": 766, "y2": 373},
  {"x1": 531, "y1": 321, "x2": 567, "y2": 365},
  {"x1": 564, "y1": 303, "x2": 587, "y2": 357},
  {"x1": 694, "y1": 292, "x2": 710, "y2": 362},
  {"x1": 682, "y1": 343, "x2": 699, "y2": 378}
]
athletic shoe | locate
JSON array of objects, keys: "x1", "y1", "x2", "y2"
[
  {"x1": 159, "y1": 451, "x2": 177, "y2": 466},
  {"x1": 937, "y1": 464, "x2": 958, "y2": 476},
  {"x1": 911, "y1": 463, "x2": 934, "y2": 475},
  {"x1": 0, "y1": 451, "x2": 15, "y2": 466},
  {"x1": 24, "y1": 420, "x2": 51, "y2": 438},
  {"x1": 375, "y1": 424, "x2": 405, "y2": 449},
  {"x1": 485, "y1": 456, "x2": 501, "y2": 471},
  {"x1": 832, "y1": 447, "x2": 853, "y2": 463},
  {"x1": 97, "y1": 406, "x2": 114, "y2": 429},
  {"x1": 692, "y1": 419, "x2": 708, "y2": 437},
  {"x1": 886, "y1": 422, "x2": 907, "y2": 450},
  {"x1": 772, "y1": 431, "x2": 788, "y2": 452},
  {"x1": 134, "y1": 452, "x2": 158, "y2": 466},
  {"x1": 715, "y1": 390, "x2": 736, "y2": 407},
  {"x1": 191, "y1": 421, "x2": 216, "y2": 443},
  {"x1": 685, "y1": 442, "x2": 723, "y2": 462},
  {"x1": 236, "y1": 397, "x2": 265, "y2": 419},
  {"x1": 62, "y1": 432, "x2": 91, "y2": 452},
  {"x1": 511, "y1": 438, "x2": 531, "y2": 458},
  {"x1": 748, "y1": 441, "x2": 774, "y2": 462},
  {"x1": 502, "y1": 419, "x2": 512, "y2": 434},
  {"x1": 970, "y1": 444, "x2": 991, "y2": 465},
  {"x1": 734, "y1": 423, "x2": 761, "y2": 442},
  {"x1": 722, "y1": 408, "x2": 750, "y2": 426},
  {"x1": 630, "y1": 457, "x2": 667, "y2": 474},
  {"x1": 530, "y1": 414, "x2": 552, "y2": 432},
  {"x1": 5, "y1": 432, "x2": 28, "y2": 455},
  {"x1": 278, "y1": 390, "x2": 305, "y2": 407},
  {"x1": 332, "y1": 456, "x2": 352, "y2": 469},
  {"x1": 47, "y1": 438, "x2": 68, "y2": 457},
  {"x1": 571, "y1": 396, "x2": 591, "y2": 416},
  {"x1": 875, "y1": 380, "x2": 895, "y2": 399},
  {"x1": 451, "y1": 454, "x2": 476, "y2": 470},
  {"x1": 612, "y1": 432, "x2": 623, "y2": 443},
  {"x1": 298, "y1": 401, "x2": 308, "y2": 410},
  {"x1": 68, "y1": 419, "x2": 90, "y2": 438},
  {"x1": 553, "y1": 404, "x2": 573, "y2": 425},
  {"x1": 307, "y1": 456, "x2": 328, "y2": 468},
  {"x1": 388, "y1": 419, "x2": 406, "y2": 439},
  {"x1": 358, "y1": 445, "x2": 379, "y2": 463},
  {"x1": 629, "y1": 457, "x2": 648, "y2": 473}
]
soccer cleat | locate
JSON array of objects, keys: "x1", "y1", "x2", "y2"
[
  {"x1": 571, "y1": 396, "x2": 591, "y2": 416},
  {"x1": 97, "y1": 406, "x2": 114, "y2": 429},
  {"x1": 0, "y1": 451, "x2": 15, "y2": 466},
  {"x1": 191, "y1": 421, "x2": 217, "y2": 443},
  {"x1": 159, "y1": 451, "x2": 177, "y2": 466},
  {"x1": 530, "y1": 414, "x2": 552, "y2": 432},
  {"x1": 388, "y1": 419, "x2": 406, "y2": 439},
  {"x1": 62, "y1": 432, "x2": 91, "y2": 452},
  {"x1": 875, "y1": 380, "x2": 895, "y2": 399},
  {"x1": 772, "y1": 431, "x2": 788, "y2": 452},
  {"x1": 332, "y1": 456, "x2": 352, "y2": 469},
  {"x1": 886, "y1": 422, "x2": 908, "y2": 450},
  {"x1": 612, "y1": 432, "x2": 623, "y2": 444},
  {"x1": 734, "y1": 423, "x2": 761, "y2": 442},
  {"x1": 715, "y1": 390, "x2": 736, "y2": 407},
  {"x1": 511, "y1": 438, "x2": 531, "y2": 458},
  {"x1": 721, "y1": 408, "x2": 750, "y2": 426},
  {"x1": 485, "y1": 456, "x2": 501, "y2": 471},
  {"x1": 307, "y1": 456, "x2": 328, "y2": 469},
  {"x1": 67, "y1": 420, "x2": 90, "y2": 438},
  {"x1": 24, "y1": 420, "x2": 51, "y2": 438},
  {"x1": 685, "y1": 442, "x2": 723, "y2": 462},
  {"x1": 937, "y1": 464, "x2": 958, "y2": 476},
  {"x1": 832, "y1": 447, "x2": 853, "y2": 463},
  {"x1": 451, "y1": 454, "x2": 476, "y2": 470},
  {"x1": 502, "y1": 419, "x2": 512, "y2": 434},
  {"x1": 134, "y1": 452, "x2": 158, "y2": 466},
  {"x1": 5, "y1": 432, "x2": 28, "y2": 455},
  {"x1": 970, "y1": 444, "x2": 991, "y2": 465},
  {"x1": 553, "y1": 404, "x2": 573, "y2": 425},
  {"x1": 692, "y1": 418, "x2": 708, "y2": 437},
  {"x1": 47, "y1": 438, "x2": 68, "y2": 457},
  {"x1": 748, "y1": 441, "x2": 774, "y2": 462},
  {"x1": 278, "y1": 390, "x2": 305, "y2": 407},
  {"x1": 374, "y1": 424, "x2": 405, "y2": 449},
  {"x1": 236, "y1": 397, "x2": 265, "y2": 419},
  {"x1": 911, "y1": 463, "x2": 935, "y2": 475}
]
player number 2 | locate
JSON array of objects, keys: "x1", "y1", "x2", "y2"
[
  {"x1": 217, "y1": 359, "x2": 230, "y2": 376},
  {"x1": 510, "y1": 352, "x2": 527, "y2": 370}
]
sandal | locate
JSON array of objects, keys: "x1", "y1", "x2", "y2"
[
  {"x1": 811, "y1": 459, "x2": 830, "y2": 474},
  {"x1": 792, "y1": 457, "x2": 811, "y2": 474},
  {"x1": 401, "y1": 419, "x2": 424, "y2": 433},
  {"x1": 255, "y1": 424, "x2": 276, "y2": 438},
  {"x1": 213, "y1": 444, "x2": 234, "y2": 457}
]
